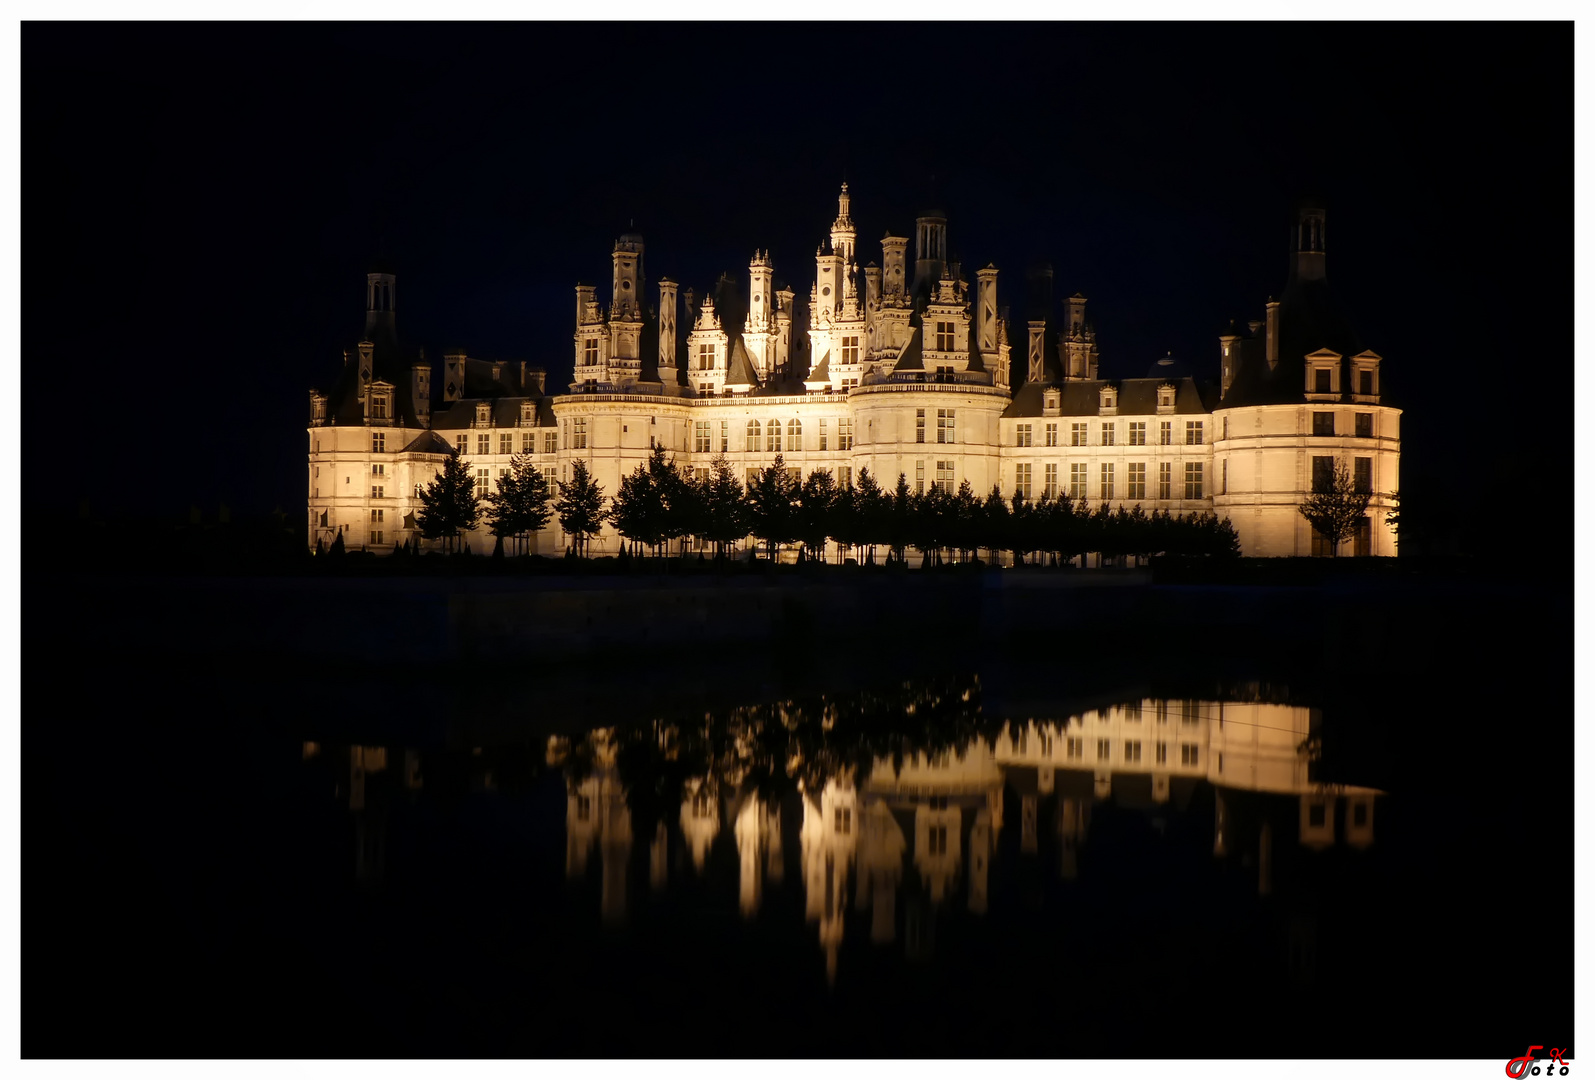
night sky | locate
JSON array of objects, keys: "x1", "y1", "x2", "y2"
[{"x1": 25, "y1": 22, "x2": 1571, "y2": 544}]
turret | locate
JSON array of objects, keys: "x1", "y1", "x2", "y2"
[
  {"x1": 611, "y1": 232, "x2": 644, "y2": 320},
  {"x1": 364, "y1": 271, "x2": 396, "y2": 341},
  {"x1": 1292, "y1": 199, "x2": 1327, "y2": 283},
  {"x1": 912, "y1": 212, "x2": 947, "y2": 295},
  {"x1": 830, "y1": 183, "x2": 856, "y2": 263},
  {"x1": 657, "y1": 278, "x2": 679, "y2": 386},
  {"x1": 881, "y1": 235, "x2": 908, "y2": 300}
]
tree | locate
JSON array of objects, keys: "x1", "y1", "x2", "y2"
[
  {"x1": 854, "y1": 467, "x2": 889, "y2": 564},
  {"x1": 797, "y1": 469, "x2": 839, "y2": 563},
  {"x1": 1385, "y1": 490, "x2": 1401, "y2": 535},
  {"x1": 556, "y1": 458, "x2": 607, "y2": 557},
  {"x1": 951, "y1": 479, "x2": 980, "y2": 562},
  {"x1": 746, "y1": 454, "x2": 799, "y2": 561},
  {"x1": 887, "y1": 473, "x2": 913, "y2": 564},
  {"x1": 416, "y1": 452, "x2": 481, "y2": 553},
  {"x1": 485, "y1": 452, "x2": 552, "y2": 556},
  {"x1": 1298, "y1": 458, "x2": 1373, "y2": 556},
  {"x1": 981, "y1": 485, "x2": 1009, "y2": 564},
  {"x1": 701, "y1": 453, "x2": 747, "y2": 560},
  {"x1": 608, "y1": 457, "x2": 661, "y2": 557}
]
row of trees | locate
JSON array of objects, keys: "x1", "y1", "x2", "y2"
[{"x1": 412, "y1": 446, "x2": 1242, "y2": 563}]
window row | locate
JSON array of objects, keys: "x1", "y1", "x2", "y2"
[
  {"x1": 914, "y1": 408, "x2": 957, "y2": 444},
  {"x1": 1058, "y1": 738, "x2": 1202, "y2": 766},
  {"x1": 451, "y1": 431, "x2": 562, "y2": 456},
  {"x1": 1312, "y1": 412, "x2": 1377, "y2": 438},
  {"x1": 1018, "y1": 420, "x2": 1201, "y2": 448},
  {"x1": 1016, "y1": 461, "x2": 1203, "y2": 500}
]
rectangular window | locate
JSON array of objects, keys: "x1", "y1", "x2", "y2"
[
  {"x1": 497, "y1": 433, "x2": 510, "y2": 454},
  {"x1": 1015, "y1": 463, "x2": 1032, "y2": 499},
  {"x1": 842, "y1": 336, "x2": 860, "y2": 364},
  {"x1": 767, "y1": 420, "x2": 781, "y2": 453},
  {"x1": 371, "y1": 395, "x2": 389, "y2": 420},
  {"x1": 935, "y1": 321, "x2": 955, "y2": 351},
  {"x1": 372, "y1": 432, "x2": 386, "y2": 453},
  {"x1": 1181, "y1": 700, "x2": 1197, "y2": 725},
  {"x1": 1066, "y1": 736, "x2": 1082, "y2": 760},
  {"x1": 1124, "y1": 741, "x2": 1142, "y2": 764},
  {"x1": 1360, "y1": 369, "x2": 1374, "y2": 396},
  {"x1": 1315, "y1": 368, "x2": 1332, "y2": 393},
  {"x1": 1159, "y1": 462, "x2": 1172, "y2": 500},
  {"x1": 1069, "y1": 462, "x2": 1087, "y2": 500},
  {"x1": 720, "y1": 421, "x2": 729, "y2": 453},
  {"x1": 936, "y1": 460, "x2": 955, "y2": 493},
  {"x1": 1185, "y1": 421, "x2": 1203, "y2": 445},
  {"x1": 1312, "y1": 455, "x2": 1334, "y2": 493},
  {"x1": 370, "y1": 508, "x2": 384, "y2": 523},
  {"x1": 1160, "y1": 421, "x2": 1173, "y2": 446},
  {"x1": 1127, "y1": 462, "x2": 1146, "y2": 501},
  {"x1": 788, "y1": 420, "x2": 802, "y2": 452},
  {"x1": 1045, "y1": 423, "x2": 1058, "y2": 447},
  {"x1": 1354, "y1": 515, "x2": 1372, "y2": 556},
  {"x1": 478, "y1": 434, "x2": 491, "y2": 455},
  {"x1": 1101, "y1": 422, "x2": 1115, "y2": 446},
  {"x1": 838, "y1": 418, "x2": 853, "y2": 450},
  {"x1": 1100, "y1": 463, "x2": 1114, "y2": 501},
  {"x1": 839, "y1": 466, "x2": 852, "y2": 487},
  {"x1": 695, "y1": 421, "x2": 711, "y2": 453},
  {"x1": 916, "y1": 409, "x2": 926, "y2": 443},
  {"x1": 1313, "y1": 411, "x2": 1335, "y2": 436},
  {"x1": 746, "y1": 468, "x2": 759, "y2": 486},
  {"x1": 371, "y1": 486, "x2": 384, "y2": 499},
  {"x1": 1070, "y1": 422, "x2": 1087, "y2": 446},
  {"x1": 696, "y1": 343, "x2": 714, "y2": 371},
  {"x1": 916, "y1": 460, "x2": 925, "y2": 494},
  {"x1": 937, "y1": 409, "x2": 955, "y2": 444},
  {"x1": 1184, "y1": 462, "x2": 1203, "y2": 500},
  {"x1": 1355, "y1": 412, "x2": 1373, "y2": 438},
  {"x1": 694, "y1": 467, "x2": 709, "y2": 483},
  {"x1": 1354, "y1": 456, "x2": 1372, "y2": 494},
  {"x1": 475, "y1": 468, "x2": 490, "y2": 496},
  {"x1": 370, "y1": 530, "x2": 383, "y2": 545},
  {"x1": 372, "y1": 463, "x2": 385, "y2": 477},
  {"x1": 521, "y1": 432, "x2": 535, "y2": 453},
  {"x1": 456, "y1": 435, "x2": 468, "y2": 455},
  {"x1": 572, "y1": 417, "x2": 588, "y2": 449},
  {"x1": 584, "y1": 339, "x2": 599, "y2": 366},
  {"x1": 1181, "y1": 744, "x2": 1199, "y2": 767},
  {"x1": 1157, "y1": 701, "x2": 1168, "y2": 724},
  {"x1": 543, "y1": 431, "x2": 556, "y2": 454},
  {"x1": 1044, "y1": 463, "x2": 1058, "y2": 498},
  {"x1": 1017, "y1": 423, "x2": 1032, "y2": 448},
  {"x1": 1155, "y1": 741, "x2": 1168, "y2": 765},
  {"x1": 819, "y1": 418, "x2": 828, "y2": 450},
  {"x1": 1129, "y1": 421, "x2": 1146, "y2": 446},
  {"x1": 1096, "y1": 738, "x2": 1111, "y2": 762}
]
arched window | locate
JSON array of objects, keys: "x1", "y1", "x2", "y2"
[
  {"x1": 746, "y1": 419, "x2": 760, "y2": 449},
  {"x1": 789, "y1": 418, "x2": 803, "y2": 451},
  {"x1": 767, "y1": 419, "x2": 782, "y2": 453}
]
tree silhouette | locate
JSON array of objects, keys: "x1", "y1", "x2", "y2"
[
  {"x1": 798, "y1": 469, "x2": 839, "y2": 563},
  {"x1": 701, "y1": 453, "x2": 747, "y2": 560},
  {"x1": 746, "y1": 454, "x2": 799, "y2": 561},
  {"x1": 485, "y1": 452, "x2": 552, "y2": 556},
  {"x1": 556, "y1": 458, "x2": 607, "y2": 557},
  {"x1": 416, "y1": 452, "x2": 481, "y2": 553},
  {"x1": 1298, "y1": 459, "x2": 1372, "y2": 556}
]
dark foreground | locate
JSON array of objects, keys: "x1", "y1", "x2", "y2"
[{"x1": 26, "y1": 569, "x2": 1571, "y2": 1058}]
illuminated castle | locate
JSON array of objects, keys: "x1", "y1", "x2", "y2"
[{"x1": 307, "y1": 186, "x2": 1401, "y2": 558}]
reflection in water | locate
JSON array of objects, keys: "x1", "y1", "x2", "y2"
[{"x1": 303, "y1": 677, "x2": 1382, "y2": 989}]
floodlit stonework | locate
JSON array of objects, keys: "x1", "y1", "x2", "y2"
[{"x1": 307, "y1": 189, "x2": 1400, "y2": 557}]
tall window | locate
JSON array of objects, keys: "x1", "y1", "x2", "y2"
[
  {"x1": 371, "y1": 486, "x2": 384, "y2": 499},
  {"x1": 1070, "y1": 422, "x2": 1087, "y2": 446},
  {"x1": 475, "y1": 468, "x2": 490, "y2": 497},
  {"x1": 916, "y1": 409, "x2": 926, "y2": 443},
  {"x1": 1181, "y1": 744, "x2": 1199, "y2": 767},
  {"x1": 841, "y1": 336, "x2": 860, "y2": 364},
  {"x1": 1066, "y1": 737, "x2": 1082, "y2": 760},
  {"x1": 1124, "y1": 741, "x2": 1142, "y2": 764},
  {"x1": 819, "y1": 418, "x2": 828, "y2": 450},
  {"x1": 1096, "y1": 738, "x2": 1111, "y2": 762},
  {"x1": 571, "y1": 417, "x2": 588, "y2": 449},
  {"x1": 937, "y1": 409, "x2": 955, "y2": 444},
  {"x1": 935, "y1": 321, "x2": 955, "y2": 351},
  {"x1": 767, "y1": 419, "x2": 782, "y2": 453},
  {"x1": 1129, "y1": 421, "x2": 1146, "y2": 446},
  {"x1": 1044, "y1": 463, "x2": 1058, "y2": 498},
  {"x1": 372, "y1": 432, "x2": 386, "y2": 453},
  {"x1": 1312, "y1": 455, "x2": 1334, "y2": 493},
  {"x1": 1354, "y1": 456, "x2": 1372, "y2": 494},
  {"x1": 1127, "y1": 462, "x2": 1146, "y2": 500},
  {"x1": 371, "y1": 464, "x2": 385, "y2": 477},
  {"x1": 1101, "y1": 422, "x2": 1115, "y2": 446},
  {"x1": 839, "y1": 466, "x2": 852, "y2": 487},
  {"x1": 1069, "y1": 462, "x2": 1088, "y2": 499},
  {"x1": 583, "y1": 339, "x2": 599, "y2": 366},
  {"x1": 1313, "y1": 412, "x2": 1335, "y2": 436},
  {"x1": 478, "y1": 434, "x2": 491, "y2": 455},
  {"x1": 788, "y1": 419, "x2": 802, "y2": 451},
  {"x1": 544, "y1": 431, "x2": 557, "y2": 454},
  {"x1": 1355, "y1": 412, "x2": 1373, "y2": 438},
  {"x1": 936, "y1": 460, "x2": 955, "y2": 493},
  {"x1": 720, "y1": 421, "x2": 729, "y2": 453},
  {"x1": 371, "y1": 394, "x2": 389, "y2": 420},
  {"x1": 1158, "y1": 462, "x2": 1172, "y2": 500},
  {"x1": 456, "y1": 435, "x2": 468, "y2": 455},
  {"x1": 916, "y1": 460, "x2": 925, "y2": 494},
  {"x1": 695, "y1": 421, "x2": 711, "y2": 453},
  {"x1": 1315, "y1": 368, "x2": 1332, "y2": 393},
  {"x1": 1359, "y1": 369, "x2": 1374, "y2": 395},
  {"x1": 1045, "y1": 423, "x2": 1058, "y2": 447},
  {"x1": 1184, "y1": 462, "x2": 1204, "y2": 499},
  {"x1": 522, "y1": 432, "x2": 535, "y2": 453},
  {"x1": 1100, "y1": 462, "x2": 1114, "y2": 501},
  {"x1": 1015, "y1": 463, "x2": 1032, "y2": 499},
  {"x1": 1160, "y1": 421, "x2": 1173, "y2": 446},
  {"x1": 746, "y1": 419, "x2": 760, "y2": 450},
  {"x1": 500, "y1": 433, "x2": 513, "y2": 454},
  {"x1": 1354, "y1": 516, "x2": 1372, "y2": 556},
  {"x1": 696, "y1": 343, "x2": 714, "y2": 370},
  {"x1": 838, "y1": 418, "x2": 854, "y2": 450},
  {"x1": 1186, "y1": 421, "x2": 1204, "y2": 445},
  {"x1": 1017, "y1": 423, "x2": 1033, "y2": 447},
  {"x1": 1156, "y1": 741, "x2": 1168, "y2": 765}
]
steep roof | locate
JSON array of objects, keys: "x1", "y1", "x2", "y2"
[
  {"x1": 724, "y1": 337, "x2": 761, "y2": 389},
  {"x1": 399, "y1": 430, "x2": 456, "y2": 455},
  {"x1": 1002, "y1": 376, "x2": 1218, "y2": 418}
]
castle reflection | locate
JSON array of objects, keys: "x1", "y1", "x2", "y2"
[{"x1": 300, "y1": 676, "x2": 1382, "y2": 989}]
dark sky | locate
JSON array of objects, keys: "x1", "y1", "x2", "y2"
[{"x1": 25, "y1": 22, "x2": 1571, "y2": 533}]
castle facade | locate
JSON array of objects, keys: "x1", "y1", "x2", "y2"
[{"x1": 307, "y1": 186, "x2": 1400, "y2": 558}]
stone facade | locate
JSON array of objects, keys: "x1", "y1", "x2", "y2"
[{"x1": 307, "y1": 188, "x2": 1401, "y2": 557}]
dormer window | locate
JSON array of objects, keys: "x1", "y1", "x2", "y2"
[
  {"x1": 1350, "y1": 351, "x2": 1382, "y2": 401},
  {"x1": 1099, "y1": 385, "x2": 1118, "y2": 414},
  {"x1": 475, "y1": 402, "x2": 491, "y2": 427},
  {"x1": 520, "y1": 401, "x2": 536, "y2": 426},
  {"x1": 309, "y1": 392, "x2": 326, "y2": 425},
  {"x1": 367, "y1": 382, "x2": 394, "y2": 423},
  {"x1": 1157, "y1": 384, "x2": 1177, "y2": 414},
  {"x1": 1043, "y1": 390, "x2": 1061, "y2": 416},
  {"x1": 1305, "y1": 349, "x2": 1342, "y2": 398}
]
